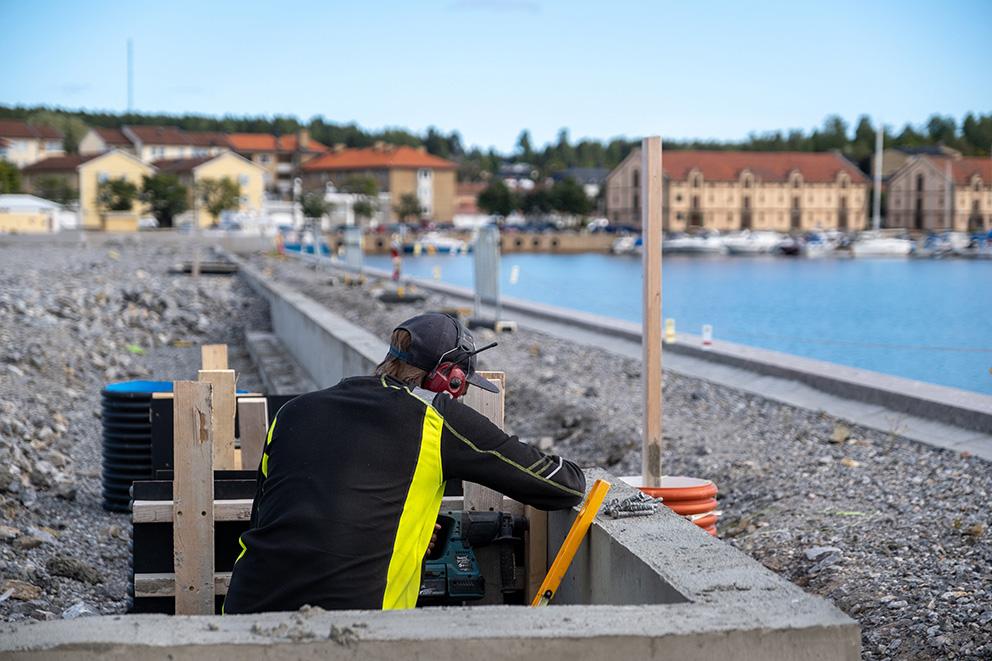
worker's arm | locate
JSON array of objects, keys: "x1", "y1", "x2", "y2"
[{"x1": 435, "y1": 395, "x2": 586, "y2": 510}]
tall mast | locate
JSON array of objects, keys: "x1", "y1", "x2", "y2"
[{"x1": 872, "y1": 120, "x2": 883, "y2": 231}]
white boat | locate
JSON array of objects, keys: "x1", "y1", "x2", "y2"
[
  {"x1": 723, "y1": 230, "x2": 784, "y2": 255},
  {"x1": 919, "y1": 231, "x2": 972, "y2": 258},
  {"x1": 611, "y1": 235, "x2": 642, "y2": 255},
  {"x1": 413, "y1": 232, "x2": 467, "y2": 255},
  {"x1": 851, "y1": 231, "x2": 914, "y2": 257},
  {"x1": 801, "y1": 231, "x2": 839, "y2": 258},
  {"x1": 662, "y1": 231, "x2": 725, "y2": 254}
]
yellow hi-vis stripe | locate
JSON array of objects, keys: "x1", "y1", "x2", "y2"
[
  {"x1": 260, "y1": 415, "x2": 277, "y2": 477},
  {"x1": 381, "y1": 406, "x2": 446, "y2": 610}
]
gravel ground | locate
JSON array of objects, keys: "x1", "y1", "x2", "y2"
[
  {"x1": 247, "y1": 252, "x2": 991, "y2": 661},
  {"x1": 0, "y1": 237, "x2": 267, "y2": 622}
]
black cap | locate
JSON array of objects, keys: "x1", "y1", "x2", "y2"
[{"x1": 389, "y1": 312, "x2": 500, "y2": 393}]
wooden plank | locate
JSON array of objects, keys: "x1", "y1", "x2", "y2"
[
  {"x1": 524, "y1": 505, "x2": 548, "y2": 603},
  {"x1": 641, "y1": 137, "x2": 664, "y2": 488},
  {"x1": 172, "y1": 380, "x2": 214, "y2": 615},
  {"x1": 201, "y1": 344, "x2": 228, "y2": 370},
  {"x1": 461, "y1": 371, "x2": 505, "y2": 512},
  {"x1": 237, "y1": 397, "x2": 268, "y2": 472},
  {"x1": 135, "y1": 572, "x2": 232, "y2": 598},
  {"x1": 132, "y1": 499, "x2": 254, "y2": 524},
  {"x1": 198, "y1": 369, "x2": 237, "y2": 470}
]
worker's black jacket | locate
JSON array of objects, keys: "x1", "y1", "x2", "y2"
[{"x1": 223, "y1": 375, "x2": 585, "y2": 614}]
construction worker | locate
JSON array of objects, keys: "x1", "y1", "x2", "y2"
[{"x1": 224, "y1": 312, "x2": 586, "y2": 613}]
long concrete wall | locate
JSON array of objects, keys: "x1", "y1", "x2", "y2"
[
  {"x1": 1, "y1": 470, "x2": 859, "y2": 660},
  {"x1": 234, "y1": 257, "x2": 386, "y2": 387}
]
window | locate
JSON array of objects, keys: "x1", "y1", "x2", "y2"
[
  {"x1": 691, "y1": 173, "x2": 702, "y2": 188},
  {"x1": 840, "y1": 177, "x2": 849, "y2": 189},
  {"x1": 675, "y1": 194, "x2": 682, "y2": 202},
  {"x1": 916, "y1": 174, "x2": 924, "y2": 192},
  {"x1": 260, "y1": 154, "x2": 271, "y2": 164},
  {"x1": 974, "y1": 180, "x2": 982, "y2": 192},
  {"x1": 45, "y1": 141, "x2": 61, "y2": 152},
  {"x1": 676, "y1": 212, "x2": 684, "y2": 220},
  {"x1": 632, "y1": 169, "x2": 640, "y2": 188},
  {"x1": 239, "y1": 174, "x2": 249, "y2": 187},
  {"x1": 98, "y1": 171, "x2": 109, "y2": 183},
  {"x1": 240, "y1": 195, "x2": 248, "y2": 205},
  {"x1": 743, "y1": 176, "x2": 752, "y2": 189}
]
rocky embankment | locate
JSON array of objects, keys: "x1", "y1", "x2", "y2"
[
  {"x1": 0, "y1": 236, "x2": 266, "y2": 622},
  {"x1": 249, "y1": 252, "x2": 991, "y2": 661}
]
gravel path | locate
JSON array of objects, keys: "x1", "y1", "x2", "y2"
[
  {"x1": 0, "y1": 237, "x2": 267, "y2": 622},
  {"x1": 248, "y1": 252, "x2": 991, "y2": 661}
]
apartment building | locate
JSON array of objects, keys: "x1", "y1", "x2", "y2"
[
  {"x1": 152, "y1": 152, "x2": 265, "y2": 227},
  {"x1": 301, "y1": 144, "x2": 457, "y2": 222},
  {"x1": 227, "y1": 130, "x2": 328, "y2": 196},
  {"x1": 886, "y1": 155, "x2": 991, "y2": 232},
  {"x1": 605, "y1": 150, "x2": 869, "y2": 232},
  {"x1": 0, "y1": 120, "x2": 64, "y2": 168},
  {"x1": 78, "y1": 126, "x2": 230, "y2": 162}
]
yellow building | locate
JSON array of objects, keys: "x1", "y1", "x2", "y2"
[
  {"x1": 0, "y1": 194, "x2": 61, "y2": 233},
  {"x1": 22, "y1": 150, "x2": 153, "y2": 230},
  {"x1": 886, "y1": 155, "x2": 991, "y2": 232},
  {"x1": 228, "y1": 130, "x2": 328, "y2": 197},
  {"x1": 0, "y1": 120, "x2": 64, "y2": 168},
  {"x1": 153, "y1": 152, "x2": 265, "y2": 227},
  {"x1": 605, "y1": 150, "x2": 869, "y2": 232},
  {"x1": 300, "y1": 144, "x2": 457, "y2": 222},
  {"x1": 78, "y1": 126, "x2": 230, "y2": 162}
]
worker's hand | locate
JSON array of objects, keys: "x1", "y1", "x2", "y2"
[{"x1": 426, "y1": 523, "x2": 441, "y2": 556}]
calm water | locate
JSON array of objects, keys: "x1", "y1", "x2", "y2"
[{"x1": 364, "y1": 253, "x2": 992, "y2": 395}]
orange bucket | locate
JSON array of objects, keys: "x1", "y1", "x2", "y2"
[{"x1": 622, "y1": 476, "x2": 720, "y2": 536}]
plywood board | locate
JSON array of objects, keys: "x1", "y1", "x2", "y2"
[
  {"x1": 198, "y1": 369, "x2": 237, "y2": 470},
  {"x1": 135, "y1": 572, "x2": 232, "y2": 598},
  {"x1": 201, "y1": 344, "x2": 228, "y2": 370},
  {"x1": 461, "y1": 371, "x2": 505, "y2": 512},
  {"x1": 172, "y1": 380, "x2": 214, "y2": 615},
  {"x1": 236, "y1": 397, "x2": 268, "y2": 472},
  {"x1": 132, "y1": 499, "x2": 253, "y2": 524}
]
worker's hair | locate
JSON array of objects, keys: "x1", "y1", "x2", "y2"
[{"x1": 374, "y1": 329, "x2": 429, "y2": 386}]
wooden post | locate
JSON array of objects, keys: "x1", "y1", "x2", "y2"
[
  {"x1": 201, "y1": 344, "x2": 228, "y2": 371},
  {"x1": 641, "y1": 136, "x2": 664, "y2": 488},
  {"x1": 237, "y1": 397, "x2": 269, "y2": 471},
  {"x1": 461, "y1": 371, "x2": 505, "y2": 512},
  {"x1": 198, "y1": 369, "x2": 237, "y2": 470},
  {"x1": 172, "y1": 380, "x2": 214, "y2": 615},
  {"x1": 524, "y1": 505, "x2": 548, "y2": 603}
]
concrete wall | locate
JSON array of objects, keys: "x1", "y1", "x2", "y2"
[{"x1": 233, "y1": 256, "x2": 385, "y2": 387}]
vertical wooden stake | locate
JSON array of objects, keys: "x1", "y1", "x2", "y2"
[
  {"x1": 641, "y1": 136, "x2": 664, "y2": 488},
  {"x1": 173, "y1": 380, "x2": 214, "y2": 615},
  {"x1": 461, "y1": 371, "x2": 506, "y2": 512},
  {"x1": 237, "y1": 397, "x2": 269, "y2": 472},
  {"x1": 524, "y1": 505, "x2": 548, "y2": 603},
  {"x1": 201, "y1": 344, "x2": 229, "y2": 371},
  {"x1": 199, "y1": 369, "x2": 237, "y2": 470}
]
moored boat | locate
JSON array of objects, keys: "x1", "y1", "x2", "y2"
[
  {"x1": 723, "y1": 230, "x2": 784, "y2": 255},
  {"x1": 851, "y1": 230, "x2": 914, "y2": 257},
  {"x1": 662, "y1": 230, "x2": 726, "y2": 255}
]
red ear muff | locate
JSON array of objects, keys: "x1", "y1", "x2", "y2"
[{"x1": 424, "y1": 362, "x2": 469, "y2": 398}]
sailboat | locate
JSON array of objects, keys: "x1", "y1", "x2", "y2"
[{"x1": 852, "y1": 121, "x2": 914, "y2": 258}]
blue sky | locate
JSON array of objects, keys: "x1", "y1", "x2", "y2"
[{"x1": 1, "y1": 0, "x2": 989, "y2": 151}]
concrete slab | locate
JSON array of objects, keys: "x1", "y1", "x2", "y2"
[{"x1": 244, "y1": 331, "x2": 317, "y2": 395}]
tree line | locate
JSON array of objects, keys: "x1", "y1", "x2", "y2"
[{"x1": 2, "y1": 105, "x2": 990, "y2": 183}]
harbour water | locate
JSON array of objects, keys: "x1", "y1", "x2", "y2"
[{"x1": 364, "y1": 253, "x2": 992, "y2": 395}]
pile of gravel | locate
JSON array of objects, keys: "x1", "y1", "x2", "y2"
[
  {"x1": 250, "y1": 252, "x2": 991, "y2": 661},
  {"x1": 0, "y1": 237, "x2": 267, "y2": 622}
]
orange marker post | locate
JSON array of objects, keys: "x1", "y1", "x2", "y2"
[{"x1": 531, "y1": 479, "x2": 611, "y2": 607}]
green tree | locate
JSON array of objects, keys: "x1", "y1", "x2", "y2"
[
  {"x1": 520, "y1": 188, "x2": 553, "y2": 216},
  {"x1": 0, "y1": 161, "x2": 21, "y2": 194},
  {"x1": 196, "y1": 176, "x2": 240, "y2": 225},
  {"x1": 516, "y1": 130, "x2": 534, "y2": 162},
  {"x1": 34, "y1": 175, "x2": 76, "y2": 205},
  {"x1": 97, "y1": 177, "x2": 139, "y2": 212},
  {"x1": 27, "y1": 111, "x2": 87, "y2": 154},
  {"x1": 300, "y1": 190, "x2": 332, "y2": 221},
  {"x1": 550, "y1": 178, "x2": 592, "y2": 216},
  {"x1": 477, "y1": 181, "x2": 516, "y2": 217},
  {"x1": 394, "y1": 192, "x2": 422, "y2": 223},
  {"x1": 141, "y1": 174, "x2": 188, "y2": 228}
]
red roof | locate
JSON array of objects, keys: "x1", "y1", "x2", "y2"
[
  {"x1": 124, "y1": 125, "x2": 190, "y2": 145},
  {"x1": 0, "y1": 119, "x2": 63, "y2": 141},
  {"x1": 22, "y1": 154, "x2": 98, "y2": 173},
  {"x1": 302, "y1": 145, "x2": 457, "y2": 172},
  {"x1": 92, "y1": 127, "x2": 131, "y2": 146},
  {"x1": 151, "y1": 157, "x2": 215, "y2": 173},
  {"x1": 950, "y1": 157, "x2": 992, "y2": 186},
  {"x1": 228, "y1": 133, "x2": 328, "y2": 153},
  {"x1": 185, "y1": 131, "x2": 232, "y2": 148},
  {"x1": 658, "y1": 150, "x2": 867, "y2": 183}
]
